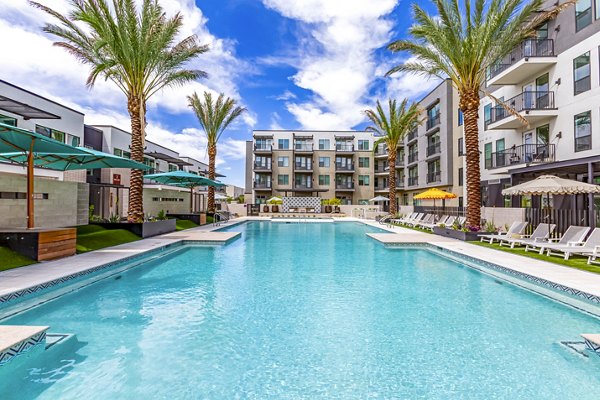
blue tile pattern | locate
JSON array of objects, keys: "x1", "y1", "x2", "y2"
[
  {"x1": 0, "y1": 330, "x2": 46, "y2": 366},
  {"x1": 583, "y1": 338, "x2": 600, "y2": 356}
]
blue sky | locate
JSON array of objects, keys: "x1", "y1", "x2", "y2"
[{"x1": 0, "y1": 0, "x2": 441, "y2": 187}]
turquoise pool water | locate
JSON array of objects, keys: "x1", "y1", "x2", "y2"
[{"x1": 1, "y1": 221, "x2": 600, "y2": 399}]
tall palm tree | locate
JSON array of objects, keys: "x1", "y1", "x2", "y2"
[
  {"x1": 385, "y1": 0, "x2": 570, "y2": 227},
  {"x1": 188, "y1": 92, "x2": 246, "y2": 212},
  {"x1": 365, "y1": 99, "x2": 422, "y2": 216},
  {"x1": 31, "y1": 0, "x2": 209, "y2": 222}
]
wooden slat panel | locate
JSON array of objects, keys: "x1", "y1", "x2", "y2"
[
  {"x1": 38, "y1": 239, "x2": 77, "y2": 254},
  {"x1": 38, "y1": 247, "x2": 76, "y2": 261},
  {"x1": 38, "y1": 229, "x2": 77, "y2": 244}
]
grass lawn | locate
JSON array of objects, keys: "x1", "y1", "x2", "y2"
[
  {"x1": 176, "y1": 219, "x2": 199, "y2": 231},
  {"x1": 472, "y1": 241, "x2": 600, "y2": 275},
  {"x1": 76, "y1": 225, "x2": 140, "y2": 253},
  {"x1": 0, "y1": 246, "x2": 37, "y2": 272},
  {"x1": 390, "y1": 222, "x2": 433, "y2": 234}
]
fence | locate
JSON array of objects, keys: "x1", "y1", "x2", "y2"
[
  {"x1": 414, "y1": 206, "x2": 466, "y2": 218},
  {"x1": 524, "y1": 208, "x2": 599, "y2": 236}
]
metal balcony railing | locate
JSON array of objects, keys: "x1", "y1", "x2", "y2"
[
  {"x1": 426, "y1": 142, "x2": 441, "y2": 157},
  {"x1": 294, "y1": 162, "x2": 313, "y2": 170},
  {"x1": 427, "y1": 171, "x2": 441, "y2": 183},
  {"x1": 407, "y1": 130, "x2": 418, "y2": 142},
  {"x1": 254, "y1": 162, "x2": 271, "y2": 170},
  {"x1": 254, "y1": 144, "x2": 272, "y2": 152},
  {"x1": 408, "y1": 176, "x2": 418, "y2": 186},
  {"x1": 336, "y1": 182, "x2": 355, "y2": 190},
  {"x1": 294, "y1": 143, "x2": 313, "y2": 151},
  {"x1": 485, "y1": 91, "x2": 556, "y2": 127},
  {"x1": 487, "y1": 39, "x2": 555, "y2": 80},
  {"x1": 486, "y1": 143, "x2": 555, "y2": 169},
  {"x1": 408, "y1": 152, "x2": 418, "y2": 164},
  {"x1": 396, "y1": 158, "x2": 405, "y2": 167},
  {"x1": 294, "y1": 183, "x2": 313, "y2": 189},
  {"x1": 375, "y1": 146, "x2": 388, "y2": 156},
  {"x1": 426, "y1": 114, "x2": 441, "y2": 130},
  {"x1": 336, "y1": 143, "x2": 354, "y2": 152},
  {"x1": 335, "y1": 163, "x2": 355, "y2": 171},
  {"x1": 253, "y1": 181, "x2": 272, "y2": 189}
]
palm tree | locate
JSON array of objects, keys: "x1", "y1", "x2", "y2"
[
  {"x1": 365, "y1": 99, "x2": 422, "y2": 216},
  {"x1": 385, "y1": 0, "x2": 570, "y2": 227},
  {"x1": 31, "y1": 0, "x2": 209, "y2": 222},
  {"x1": 188, "y1": 92, "x2": 246, "y2": 212}
]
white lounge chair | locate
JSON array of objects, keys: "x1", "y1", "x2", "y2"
[
  {"x1": 530, "y1": 225, "x2": 591, "y2": 255},
  {"x1": 544, "y1": 227, "x2": 600, "y2": 261},
  {"x1": 409, "y1": 214, "x2": 434, "y2": 227},
  {"x1": 480, "y1": 221, "x2": 528, "y2": 244},
  {"x1": 498, "y1": 223, "x2": 556, "y2": 249},
  {"x1": 394, "y1": 212, "x2": 418, "y2": 224},
  {"x1": 418, "y1": 215, "x2": 450, "y2": 231}
]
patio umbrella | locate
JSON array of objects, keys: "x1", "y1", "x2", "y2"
[
  {"x1": 414, "y1": 188, "x2": 457, "y2": 209},
  {"x1": 502, "y1": 175, "x2": 600, "y2": 226},
  {"x1": 144, "y1": 170, "x2": 224, "y2": 212},
  {"x1": 369, "y1": 195, "x2": 389, "y2": 202},
  {"x1": 0, "y1": 122, "x2": 90, "y2": 228},
  {"x1": 214, "y1": 193, "x2": 229, "y2": 201},
  {"x1": 266, "y1": 196, "x2": 282, "y2": 204}
]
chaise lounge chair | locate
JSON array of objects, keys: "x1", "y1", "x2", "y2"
[
  {"x1": 498, "y1": 223, "x2": 556, "y2": 249},
  {"x1": 417, "y1": 215, "x2": 450, "y2": 231},
  {"x1": 408, "y1": 213, "x2": 434, "y2": 227},
  {"x1": 479, "y1": 221, "x2": 528, "y2": 244},
  {"x1": 529, "y1": 225, "x2": 591, "y2": 254},
  {"x1": 544, "y1": 227, "x2": 600, "y2": 261}
]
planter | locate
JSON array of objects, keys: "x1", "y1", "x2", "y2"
[
  {"x1": 323, "y1": 205, "x2": 333, "y2": 213},
  {"x1": 167, "y1": 213, "x2": 206, "y2": 226},
  {"x1": 432, "y1": 226, "x2": 493, "y2": 241},
  {"x1": 272, "y1": 205, "x2": 280, "y2": 213},
  {"x1": 263, "y1": 205, "x2": 270, "y2": 213},
  {"x1": 92, "y1": 219, "x2": 176, "y2": 238}
]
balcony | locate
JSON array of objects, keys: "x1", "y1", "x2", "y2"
[
  {"x1": 408, "y1": 176, "x2": 418, "y2": 186},
  {"x1": 253, "y1": 181, "x2": 272, "y2": 190},
  {"x1": 426, "y1": 114, "x2": 441, "y2": 131},
  {"x1": 253, "y1": 162, "x2": 272, "y2": 171},
  {"x1": 293, "y1": 184, "x2": 313, "y2": 190},
  {"x1": 335, "y1": 182, "x2": 355, "y2": 191},
  {"x1": 294, "y1": 163, "x2": 313, "y2": 172},
  {"x1": 395, "y1": 158, "x2": 405, "y2": 168},
  {"x1": 408, "y1": 152, "x2": 418, "y2": 164},
  {"x1": 335, "y1": 163, "x2": 355, "y2": 173},
  {"x1": 485, "y1": 143, "x2": 555, "y2": 170},
  {"x1": 485, "y1": 91, "x2": 557, "y2": 130},
  {"x1": 426, "y1": 142, "x2": 441, "y2": 157},
  {"x1": 374, "y1": 184, "x2": 389, "y2": 192},
  {"x1": 294, "y1": 143, "x2": 314, "y2": 153},
  {"x1": 336, "y1": 143, "x2": 354, "y2": 152},
  {"x1": 407, "y1": 130, "x2": 418, "y2": 142},
  {"x1": 427, "y1": 171, "x2": 441, "y2": 183},
  {"x1": 487, "y1": 39, "x2": 556, "y2": 86},
  {"x1": 374, "y1": 146, "x2": 388, "y2": 158},
  {"x1": 254, "y1": 144, "x2": 272, "y2": 153}
]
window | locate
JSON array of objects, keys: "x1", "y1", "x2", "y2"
[
  {"x1": 457, "y1": 109, "x2": 464, "y2": 126},
  {"x1": 358, "y1": 175, "x2": 370, "y2": 186},
  {"x1": 255, "y1": 138, "x2": 271, "y2": 150},
  {"x1": 458, "y1": 196, "x2": 464, "y2": 208},
  {"x1": 484, "y1": 103, "x2": 492, "y2": 125},
  {"x1": 496, "y1": 139, "x2": 505, "y2": 153},
  {"x1": 574, "y1": 111, "x2": 592, "y2": 152},
  {"x1": 358, "y1": 140, "x2": 369, "y2": 150},
  {"x1": 277, "y1": 174, "x2": 289, "y2": 185},
  {"x1": 66, "y1": 134, "x2": 80, "y2": 147},
  {"x1": 358, "y1": 157, "x2": 370, "y2": 168},
  {"x1": 458, "y1": 167, "x2": 464, "y2": 186},
  {"x1": 114, "y1": 148, "x2": 123, "y2": 157},
  {"x1": 536, "y1": 125, "x2": 550, "y2": 145},
  {"x1": 277, "y1": 156, "x2": 289, "y2": 167},
  {"x1": 574, "y1": 52, "x2": 591, "y2": 95},
  {"x1": 481, "y1": 185, "x2": 489, "y2": 207},
  {"x1": 458, "y1": 137, "x2": 465, "y2": 156},
  {"x1": 576, "y1": 0, "x2": 592, "y2": 31},
  {"x1": 278, "y1": 138, "x2": 289, "y2": 149},
  {"x1": 318, "y1": 175, "x2": 330, "y2": 185},
  {"x1": 484, "y1": 142, "x2": 492, "y2": 169},
  {"x1": 0, "y1": 114, "x2": 16, "y2": 126},
  {"x1": 35, "y1": 125, "x2": 66, "y2": 143},
  {"x1": 318, "y1": 139, "x2": 330, "y2": 150},
  {"x1": 427, "y1": 159, "x2": 441, "y2": 183},
  {"x1": 169, "y1": 164, "x2": 178, "y2": 172},
  {"x1": 318, "y1": 157, "x2": 330, "y2": 167},
  {"x1": 426, "y1": 103, "x2": 440, "y2": 129}
]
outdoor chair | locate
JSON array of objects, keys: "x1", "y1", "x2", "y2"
[
  {"x1": 393, "y1": 212, "x2": 417, "y2": 224},
  {"x1": 529, "y1": 225, "x2": 591, "y2": 254},
  {"x1": 408, "y1": 214, "x2": 434, "y2": 227},
  {"x1": 418, "y1": 215, "x2": 450, "y2": 231},
  {"x1": 399, "y1": 213, "x2": 423, "y2": 225},
  {"x1": 544, "y1": 227, "x2": 600, "y2": 261},
  {"x1": 498, "y1": 223, "x2": 556, "y2": 249},
  {"x1": 479, "y1": 221, "x2": 528, "y2": 244}
]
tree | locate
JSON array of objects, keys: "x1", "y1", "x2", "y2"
[
  {"x1": 188, "y1": 92, "x2": 246, "y2": 212},
  {"x1": 385, "y1": 0, "x2": 570, "y2": 227},
  {"x1": 31, "y1": 0, "x2": 209, "y2": 222},
  {"x1": 365, "y1": 99, "x2": 422, "y2": 215}
]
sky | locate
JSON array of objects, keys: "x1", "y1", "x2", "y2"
[{"x1": 0, "y1": 0, "x2": 442, "y2": 187}]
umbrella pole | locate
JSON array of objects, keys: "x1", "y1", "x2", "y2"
[
  {"x1": 27, "y1": 147, "x2": 34, "y2": 229},
  {"x1": 190, "y1": 186, "x2": 194, "y2": 213}
]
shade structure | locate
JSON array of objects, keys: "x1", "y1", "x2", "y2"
[
  {"x1": 0, "y1": 122, "x2": 90, "y2": 228},
  {"x1": 266, "y1": 196, "x2": 282, "y2": 203},
  {"x1": 369, "y1": 195, "x2": 389, "y2": 202},
  {"x1": 414, "y1": 188, "x2": 457, "y2": 200},
  {"x1": 0, "y1": 147, "x2": 149, "y2": 170},
  {"x1": 144, "y1": 170, "x2": 225, "y2": 212},
  {"x1": 501, "y1": 175, "x2": 600, "y2": 196},
  {"x1": 214, "y1": 193, "x2": 229, "y2": 200}
]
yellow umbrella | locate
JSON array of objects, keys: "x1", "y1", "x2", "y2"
[{"x1": 414, "y1": 188, "x2": 457, "y2": 209}]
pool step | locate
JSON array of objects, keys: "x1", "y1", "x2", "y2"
[
  {"x1": 0, "y1": 325, "x2": 48, "y2": 367},
  {"x1": 581, "y1": 334, "x2": 600, "y2": 356}
]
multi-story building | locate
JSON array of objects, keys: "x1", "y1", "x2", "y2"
[
  {"x1": 247, "y1": 130, "x2": 376, "y2": 204},
  {"x1": 0, "y1": 80, "x2": 89, "y2": 228},
  {"x1": 479, "y1": 1, "x2": 600, "y2": 209}
]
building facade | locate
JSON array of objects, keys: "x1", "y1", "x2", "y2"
[{"x1": 479, "y1": 1, "x2": 600, "y2": 209}]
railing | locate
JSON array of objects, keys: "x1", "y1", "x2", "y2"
[
  {"x1": 294, "y1": 163, "x2": 313, "y2": 170},
  {"x1": 408, "y1": 176, "x2": 418, "y2": 186},
  {"x1": 426, "y1": 142, "x2": 441, "y2": 157},
  {"x1": 486, "y1": 143, "x2": 555, "y2": 169},
  {"x1": 486, "y1": 91, "x2": 555, "y2": 127},
  {"x1": 487, "y1": 39, "x2": 555, "y2": 80},
  {"x1": 374, "y1": 184, "x2": 388, "y2": 191},
  {"x1": 396, "y1": 158, "x2": 404, "y2": 167},
  {"x1": 335, "y1": 163, "x2": 354, "y2": 171},
  {"x1": 254, "y1": 144, "x2": 272, "y2": 152},
  {"x1": 407, "y1": 130, "x2": 418, "y2": 142},
  {"x1": 426, "y1": 114, "x2": 440, "y2": 130},
  {"x1": 375, "y1": 146, "x2": 388, "y2": 156},
  {"x1": 294, "y1": 184, "x2": 313, "y2": 189},
  {"x1": 408, "y1": 152, "x2": 418, "y2": 164},
  {"x1": 525, "y1": 208, "x2": 599, "y2": 236},
  {"x1": 427, "y1": 171, "x2": 441, "y2": 183},
  {"x1": 414, "y1": 206, "x2": 466, "y2": 218},
  {"x1": 254, "y1": 162, "x2": 271, "y2": 170},
  {"x1": 295, "y1": 143, "x2": 313, "y2": 151},
  {"x1": 336, "y1": 143, "x2": 354, "y2": 152},
  {"x1": 253, "y1": 181, "x2": 272, "y2": 189},
  {"x1": 336, "y1": 182, "x2": 355, "y2": 190}
]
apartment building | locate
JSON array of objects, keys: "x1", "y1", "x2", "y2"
[
  {"x1": 0, "y1": 80, "x2": 88, "y2": 228},
  {"x1": 247, "y1": 130, "x2": 376, "y2": 204},
  {"x1": 479, "y1": 0, "x2": 600, "y2": 209}
]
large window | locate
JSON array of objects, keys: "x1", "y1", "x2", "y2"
[
  {"x1": 358, "y1": 157, "x2": 370, "y2": 168},
  {"x1": 358, "y1": 175, "x2": 370, "y2": 186},
  {"x1": 576, "y1": 0, "x2": 592, "y2": 31},
  {"x1": 484, "y1": 103, "x2": 492, "y2": 125},
  {"x1": 277, "y1": 174, "x2": 289, "y2": 185},
  {"x1": 35, "y1": 124, "x2": 67, "y2": 143},
  {"x1": 574, "y1": 111, "x2": 592, "y2": 152},
  {"x1": 318, "y1": 175, "x2": 330, "y2": 185},
  {"x1": 278, "y1": 138, "x2": 289, "y2": 149},
  {"x1": 318, "y1": 139, "x2": 330, "y2": 150},
  {"x1": 277, "y1": 156, "x2": 289, "y2": 167},
  {"x1": 458, "y1": 137, "x2": 465, "y2": 156},
  {"x1": 0, "y1": 114, "x2": 16, "y2": 126},
  {"x1": 484, "y1": 142, "x2": 492, "y2": 169},
  {"x1": 358, "y1": 140, "x2": 369, "y2": 150},
  {"x1": 574, "y1": 52, "x2": 591, "y2": 95},
  {"x1": 318, "y1": 157, "x2": 330, "y2": 167},
  {"x1": 457, "y1": 109, "x2": 464, "y2": 126}
]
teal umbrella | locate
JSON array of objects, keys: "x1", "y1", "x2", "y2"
[
  {"x1": 0, "y1": 122, "x2": 90, "y2": 228},
  {"x1": 144, "y1": 170, "x2": 225, "y2": 213}
]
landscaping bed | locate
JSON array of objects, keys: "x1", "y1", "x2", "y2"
[
  {"x1": 91, "y1": 219, "x2": 176, "y2": 238},
  {"x1": 433, "y1": 226, "x2": 493, "y2": 241},
  {"x1": 0, "y1": 246, "x2": 37, "y2": 271},
  {"x1": 76, "y1": 225, "x2": 140, "y2": 253}
]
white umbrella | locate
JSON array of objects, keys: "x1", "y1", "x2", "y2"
[
  {"x1": 369, "y1": 195, "x2": 389, "y2": 202},
  {"x1": 502, "y1": 175, "x2": 600, "y2": 196},
  {"x1": 214, "y1": 193, "x2": 229, "y2": 201}
]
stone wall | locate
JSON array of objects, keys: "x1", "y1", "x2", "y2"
[
  {"x1": 143, "y1": 188, "x2": 191, "y2": 217},
  {"x1": 481, "y1": 207, "x2": 526, "y2": 231}
]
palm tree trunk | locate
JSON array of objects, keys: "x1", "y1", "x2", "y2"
[
  {"x1": 207, "y1": 143, "x2": 217, "y2": 213},
  {"x1": 460, "y1": 90, "x2": 482, "y2": 227},
  {"x1": 127, "y1": 95, "x2": 145, "y2": 223},
  {"x1": 388, "y1": 152, "x2": 397, "y2": 215}
]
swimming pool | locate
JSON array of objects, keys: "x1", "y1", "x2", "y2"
[{"x1": 1, "y1": 221, "x2": 600, "y2": 399}]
